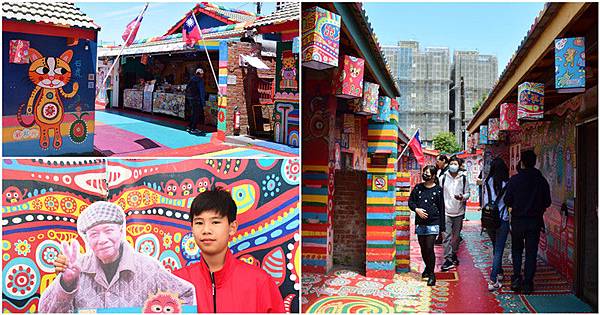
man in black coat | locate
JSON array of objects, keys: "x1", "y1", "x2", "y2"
[
  {"x1": 504, "y1": 150, "x2": 552, "y2": 294},
  {"x1": 186, "y1": 68, "x2": 207, "y2": 134}
]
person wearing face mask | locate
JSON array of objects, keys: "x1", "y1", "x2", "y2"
[
  {"x1": 440, "y1": 156, "x2": 470, "y2": 272},
  {"x1": 408, "y1": 165, "x2": 445, "y2": 286}
]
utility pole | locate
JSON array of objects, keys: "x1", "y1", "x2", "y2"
[{"x1": 460, "y1": 76, "x2": 465, "y2": 150}]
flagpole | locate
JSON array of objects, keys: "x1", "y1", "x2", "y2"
[
  {"x1": 96, "y1": 3, "x2": 148, "y2": 100},
  {"x1": 397, "y1": 128, "x2": 419, "y2": 163},
  {"x1": 190, "y1": 11, "x2": 220, "y2": 96}
]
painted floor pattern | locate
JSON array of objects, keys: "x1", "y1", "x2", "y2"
[
  {"x1": 302, "y1": 211, "x2": 594, "y2": 313},
  {"x1": 93, "y1": 110, "x2": 296, "y2": 157}
]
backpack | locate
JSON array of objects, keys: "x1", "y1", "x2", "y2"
[{"x1": 481, "y1": 179, "x2": 508, "y2": 230}]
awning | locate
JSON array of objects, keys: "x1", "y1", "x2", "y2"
[
  {"x1": 239, "y1": 54, "x2": 270, "y2": 70},
  {"x1": 98, "y1": 41, "x2": 191, "y2": 57}
]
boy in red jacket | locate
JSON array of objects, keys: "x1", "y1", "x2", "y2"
[{"x1": 173, "y1": 188, "x2": 285, "y2": 313}]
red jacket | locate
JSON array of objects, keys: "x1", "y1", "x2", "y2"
[{"x1": 173, "y1": 250, "x2": 285, "y2": 313}]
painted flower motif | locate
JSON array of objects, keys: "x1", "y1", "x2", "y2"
[
  {"x1": 143, "y1": 190, "x2": 152, "y2": 205},
  {"x1": 14, "y1": 240, "x2": 30, "y2": 256},
  {"x1": 163, "y1": 233, "x2": 173, "y2": 249},
  {"x1": 31, "y1": 199, "x2": 43, "y2": 211},
  {"x1": 261, "y1": 174, "x2": 282, "y2": 198},
  {"x1": 139, "y1": 240, "x2": 155, "y2": 256},
  {"x1": 43, "y1": 246, "x2": 59, "y2": 263}
]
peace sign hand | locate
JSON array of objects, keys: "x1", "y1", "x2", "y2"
[{"x1": 54, "y1": 240, "x2": 82, "y2": 290}]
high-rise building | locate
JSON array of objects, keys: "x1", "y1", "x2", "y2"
[
  {"x1": 382, "y1": 41, "x2": 451, "y2": 148},
  {"x1": 450, "y1": 51, "x2": 498, "y2": 147}
]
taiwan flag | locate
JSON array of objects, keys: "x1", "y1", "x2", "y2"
[
  {"x1": 409, "y1": 129, "x2": 426, "y2": 167},
  {"x1": 182, "y1": 14, "x2": 201, "y2": 46},
  {"x1": 121, "y1": 3, "x2": 148, "y2": 47}
]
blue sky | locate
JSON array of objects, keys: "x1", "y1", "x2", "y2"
[
  {"x1": 363, "y1": 2, "x2": 546, "y2": 73},
  {"x1": 77, "y1": 2, "x2": 275, "y2": 45}
]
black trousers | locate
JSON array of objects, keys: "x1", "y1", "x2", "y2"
[
  {"x1": 188, "y1": 98, "x2": 205, "y2": 129},
  {"x1": 511, "y1": 219, "x2": 542, "y2": 285},
  {"x1": 418, "y1": 234, "x2": 437, "y2": 274}
]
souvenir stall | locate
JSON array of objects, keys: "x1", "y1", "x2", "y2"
[{"x1": 99, "y1": 39, "x2": 221, "y2": 124}]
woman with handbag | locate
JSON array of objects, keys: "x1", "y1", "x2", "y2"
[
  {"x1": 482, "y1": 157, "x2": 510, "y2": 291},
  {"x1": 408, "y1": 165, "x2": 445, "y2": 286}
]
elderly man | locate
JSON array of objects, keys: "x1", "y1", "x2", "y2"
[{"x1": 39, "y1": 201, "x2": 196, "y2": 312}]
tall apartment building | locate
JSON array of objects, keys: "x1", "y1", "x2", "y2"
[
  {"x1": 382, "y1": 41, "x2": 451, "y2": 148},
  {"x1": 450, "y1": 51, "x2": 498, "y2": 147}
]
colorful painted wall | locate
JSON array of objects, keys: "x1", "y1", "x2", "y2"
[
  {"x1": 509, "y1": 96, "x2": 580, "y2": 284},
  {"x1": 3, "y1": 32, "x2": 97, "y2": 156},
  {"x1": 2, "y1": 158, "x2": 300, "y2": 313},
  {"x1": 456, "y1": 151, "x2": 484, "y2": 207},
  {"x1": 302, "y1": 77, "x2": 336, "y2": 274},
  {"x1": 274, "y1": 41, "x2": 300, "y2": 147},
  {"x1": 365, "y1": 102, "x2": 399, "y2": 279}
]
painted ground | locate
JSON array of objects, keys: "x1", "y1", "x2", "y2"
[
  {"x1": 302, "y1": 210, "x2": 593, "y2": 313},
  {"x1": 93, "y1": 109, "x2": 298, "y2": 157}
]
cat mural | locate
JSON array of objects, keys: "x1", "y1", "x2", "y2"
[{"x1": 16, "y1": 48, "x2": 79, "y2": 150}]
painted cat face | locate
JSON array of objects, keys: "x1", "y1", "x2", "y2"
[
  {"x1": 28, "y1": 48, "x2": 73, "y2": 89},
  {"x1": 350, "y1": 66, "x2": 360, "y2": 78},
  {"x1": 283, "y1": 56, "x2": 295, "y2": 68}
]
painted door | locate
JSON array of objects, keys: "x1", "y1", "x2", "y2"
[{"x1": 576, "y1": 120, "x2": 598, "y2": 310}]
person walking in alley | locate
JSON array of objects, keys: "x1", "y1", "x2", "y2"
[
  {"x1": 481, "y1": 158, "x2": 510, "y2": 291},
  {"x1": 434, "y1": 154, "x2": 449, "y2": 245},
  {"x1": 186, "y1": 68, "x2": 207, "y2": 134},
  {"x1": 504, "y1": 150, "x2": 551, "y2": 294},
  {"x1": 440, "y1": 156, "x2": 470, "y2": 272},
  {"x1": 435, "y1": 154, "x2": 449, "y2": 178},
  {"x1": 408, "y1": 165, "x2": 445, "y2": 286}
]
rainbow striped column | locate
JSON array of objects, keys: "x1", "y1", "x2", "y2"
[
  {"x1": 395, "y1": 171, "x2": 411, "y2": 273},
  {"x1": 365, "y1": 103, "x2": 398, "y2": 279},
  {"x1": 302, "y1": 164, "x2": 333, "y2": 273},
  {"x1": 216, "y1": 41, "x2": 228, "y2": 141}
]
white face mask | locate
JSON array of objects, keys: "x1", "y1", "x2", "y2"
[{"x1": 449, "y1": 165, "x2": 459, "y2": 173}]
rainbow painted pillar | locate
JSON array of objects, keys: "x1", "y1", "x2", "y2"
[
  {"x1": 301, "y1": 79, "x2": 336, "y2": 273},
  {"x1": 365, "y1": 100, "x2": 399, "y2": 279},
  {"x1": 395, "y1": 171, "x2": 411, "y2": 272},
  {"x1": 216, "y1": 41, "x2": 228, "y2": 141}
]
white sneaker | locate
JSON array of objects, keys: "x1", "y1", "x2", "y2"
[
  {"x1": 488, "y1": 279, "x2": 502, "y2": 291},
  {"x1": 497, "y1": 274, "x2": 504, "y2": 281}
]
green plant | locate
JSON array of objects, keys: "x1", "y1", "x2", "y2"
[{"x1": 433, "y1": 132, "x2": 461, "y2": 154}]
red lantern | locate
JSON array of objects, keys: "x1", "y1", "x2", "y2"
[
  {"x1": 499, "y1": 103, "x2": 519, "y2": 131},
  {"x1": 334, "y1": 55, "x2": 365, "y2": 99}
]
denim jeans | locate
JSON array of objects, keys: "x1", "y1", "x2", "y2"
[{"x1": 488, "y1": 219, "x2": 510, "y2": 282}]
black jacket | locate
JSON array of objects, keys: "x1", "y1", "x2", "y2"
[
  {"x1": 186, "y1": 76, "x2": 206, "y2": 102},
  {"x1": 504, "y1": 168, "x2": 551, "y2": 220},
  {"x1": 408, "y1": 183, "x2": 445, "y2": 231}
]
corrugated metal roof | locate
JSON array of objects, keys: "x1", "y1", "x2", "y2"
[
  {"x1": 250, "y1": 2, "x2": 299, "y2": 28},
  {"x1": 2, "y1": 1, "x2": 100, "y2": 30}
]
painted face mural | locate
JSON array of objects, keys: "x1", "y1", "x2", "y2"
[
  {"x1": 2, "y1": 158, "x2": 300, "y2": 313},
  {"x1": 16, "y1": 48, "x2": 79, "y2": 150}
]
